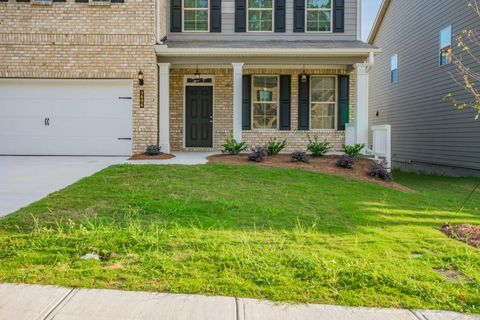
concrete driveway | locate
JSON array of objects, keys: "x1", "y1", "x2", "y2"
[{"x1": 0, "y1": 156, "x2": 125, "y2": 217}]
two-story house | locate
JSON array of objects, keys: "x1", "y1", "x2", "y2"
[
  {"x1": 0, "y1": 0, "x2": 379, "y2": 156},
  {"x1": 368, "y1": 0, "x2": 480, "y2": 177}
]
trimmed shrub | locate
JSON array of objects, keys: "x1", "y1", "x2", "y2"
[
  {"x1": 221, "y1": 133, "x2": 247, "y2": 155},
  {"x1": 291, "y1": 151, "x2": 310, "y2": 163},
  {"x1": 267, "y1": 138, "x2": 287, "y2": 156},
  {"x1": 248, "y1": 145, "x2": 268, "y2": 162},
  {"x1": 368, "y1": 161, "x2": 393, "y2": 181},
  {"x1": 342, "y1": 143, "x2": 365, "y2": 158},
  {"x1": 307, "y1": 135, "x2": 331, "y2": 157},
  {"x1": 336, "y1": 155, "x2": 357, "y2": 169},
  {"x1": 145, "y1": 145, "x2": 161, "y2": 156}
]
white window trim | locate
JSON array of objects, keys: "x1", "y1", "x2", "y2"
[
  {"x1": 247, "y1": 0, "x2": 274, "y2": 32},
  {"x1": 439, "y1": 25, "x2": 452, "y2": 67},
  {"x1": 88, "y1": 0, "x2": 111, "y2": 5},
  {"x1": 251, "y1": 75, "x2": 280, "y2": 130},
  {"x1": 309, "y1": 75, "x2": 338, "y2": 130},
  {"x1": 182, "y1": 0, "x2": 210, "y2": 33},
  {"x1": 305, "y1": 0, "x2": 333, "y2": 33},
  {"x1": 390, "y1": 53, "x2": 398, "y2": 84},
  {"x1": 31, "y1": 0, "x2": 53, "y2": 5}
]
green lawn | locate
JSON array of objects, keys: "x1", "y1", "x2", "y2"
[{"x1": 0, "y1": 164, "x2": 479, "y2": 313}]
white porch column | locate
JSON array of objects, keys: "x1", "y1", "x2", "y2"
[
  {"x1": 232, "y1": 62, "x2": 244, "y2": 142},
  {"x1": 158, "y1": 63, "x2": 171, "y2": 153},
  {"x1": 354, "y1": 62, "x2": 369, "y2": 149}
]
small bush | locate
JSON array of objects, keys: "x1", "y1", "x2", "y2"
[
  {"x1": 267, "y1": 138, "x2": 287, "y2": 156},
  {"x1": 291, "y1": 151, "x2": 310, "y2": 163},
  {"x1": 145, "y1": 145, "x2": 161, "y2": 156},
  {"x1": 221, "y1": 133, "x2": 247, "y2": 155},
  {"x1": 307, "y1": 135, "x2": 331, "y2": 157},
  {"x1": 342, "y1": 144, "x2": 365, "y2": 158},
  {"x1": 336, "y1": 155, "x2": 357, "y2": 169},
  {"x1": 368, "y1": 161, "x2": 393, "y2": 181},
  {"x1": 248, "y1": 145, "x2": 268, "y2": 162}
]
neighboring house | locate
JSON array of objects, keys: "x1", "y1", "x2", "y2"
[
  {"x1": 368, "y1": 0, "x2": 480, "y2": 177},
  {"x1": 0, "y1": 0, "x2": 379, "y2": 156}
]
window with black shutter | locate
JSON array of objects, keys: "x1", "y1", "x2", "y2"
[{"x1": 298, "y1": 75, "x2": 310, "y2": 130}]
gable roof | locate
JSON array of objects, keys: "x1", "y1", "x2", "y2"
[{"x1": 367, "y1": 0, "x2": 392, "y2": 45}]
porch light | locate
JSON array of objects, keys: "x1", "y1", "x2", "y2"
[
  {"x1": 194, "y1": 65, "x2": 201, "y2": 82},
  {"x1": 301, "y1": 65, "x2": 307, "y2": 83},
  {"x1": 137, "y1": 70, "x2": 144, "y2": 86}
]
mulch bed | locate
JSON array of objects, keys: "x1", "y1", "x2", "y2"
[
  {"x1": 440, "y1": 224, "x2": 480, "y2": 248},
  {"x1": 129, "y1": 153, "x2": 176, "y2": 160},
  {"x1": 207, "y1": 154, "x2": 412, "y2": 192}
]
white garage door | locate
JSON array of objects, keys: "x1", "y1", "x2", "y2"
[{"x1": 0, "y1": 79, "x2": 133, "y2": 156}]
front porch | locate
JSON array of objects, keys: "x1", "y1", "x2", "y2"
[{"x1": 156, "y1": 41, "x2": 377, "y2": 153}]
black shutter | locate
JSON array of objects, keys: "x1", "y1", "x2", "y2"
[
  {"x1": 333, "y1": 0, "x2": 345, "y2": 33},
  {"x1": 298, "y1": 75, "x2": 310, "y2": 130},
  {"x1": 274, "y1": 0, "x2": 286, "y2": 32},
  {"x1": 242, "y1": 75, "x2": 252, "y2": 130},
  {"x1": 210, "y1": 0, "x2": 222, "y2": 32},
  {"x1": 279, "y1": 75, "x2": 291, "y2": 130},
  {"x1": 110, "y1": 0, "x2": 125, "y2": 3},
  {"x1": 337, "y1": 75, "x2": 349, "y2": 130},
  {"x1": 74, "y1": 0, "x2": 89, "y2": 2},
  {"x1": 170, "y1": 0, "x2": 182, "y2": 32},
  {"x1": 16, "y1": 0, "x2": 31, "y2": 2},
  {"x1": 293, "y1": 0, "x2": 305, "y2": 33},
  {"x1": 235, "y1": 0, "x2": 247, "y2": 32},
  {"x1": 52, "y1": 0, "x2": 67, "y2": 2}
]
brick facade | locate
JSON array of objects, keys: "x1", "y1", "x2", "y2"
[
  {"x1": 169, "y1": 67, "x2": 356, "y2": 152},
  {"x1": 0, "y1": 0, "x2": 158, "y2": 154}
]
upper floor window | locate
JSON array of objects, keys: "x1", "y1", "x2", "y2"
[
  {"x1": 391, "y1": 54, "x2": 398, "y2": 84},
  {"x1": 310, "y1": 76, "x2": 336, "y2": 129},
  {"x1": 183, "y1": 0, "x2": 209, "y2": 32},
  {"x1": 439, "y1": 25, "x2": 452, "y2": 66},
  {"x1": 252, "y1": 76, "x2": 279, "y2": 129},
  {"x1": 306, "y1": 0, "x2": 332, "y2": 32},
  {"x1": 248, "y1": 0, "x2": 274, "y2": 32}
]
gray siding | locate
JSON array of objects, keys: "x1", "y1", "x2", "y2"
[
  {"x1": 167, "y1": 0, "x2": 358, "y2": 41},
  {"x1": 369, "y1": 0, "x2": 480, "y2": 175}
]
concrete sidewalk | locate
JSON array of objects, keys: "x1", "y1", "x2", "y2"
[{"x1": 0, "y1": 284, "x2": 477, "y2": 320}]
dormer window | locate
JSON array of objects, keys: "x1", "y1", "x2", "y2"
[
  {"x1": 306, "y1": 0, "x2": 332, "y2": 32},
  {"x1": 247, "y1": 0, "x2": 274, "y2": 32},
  {"x1": 183, "y1": 0, "x2": 209, "y2": 32}
]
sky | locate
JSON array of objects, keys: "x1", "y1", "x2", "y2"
[{"x1": 362, "y1": 0, "x2": 383, "y2": 41}]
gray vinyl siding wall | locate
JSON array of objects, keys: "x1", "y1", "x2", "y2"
[
  {"x1": 167, "y1": 0, "x2": 358, "y2": 40},
  {"x1": 369, "y1": 0, "x2": 480, "y2": 176}
]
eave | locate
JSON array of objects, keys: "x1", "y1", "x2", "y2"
[{"x1": 367, "y1": 0, "x2": 391, "y2": 45}]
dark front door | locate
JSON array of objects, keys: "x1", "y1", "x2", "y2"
[{"x1": 186, "y1": 86, "x2": 213, "y2": 148}]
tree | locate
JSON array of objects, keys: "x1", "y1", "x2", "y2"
[{"x1": 448, "y1": 0, "x2": 480, "y2": 120}]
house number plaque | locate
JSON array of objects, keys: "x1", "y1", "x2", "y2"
[{"x1": 139, "y1": 89, "x2": 144, "y2": 108}]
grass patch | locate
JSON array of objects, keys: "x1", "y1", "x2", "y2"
[{"x1": 0, "y1": 164, "x2": 479, "y2": 313}]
